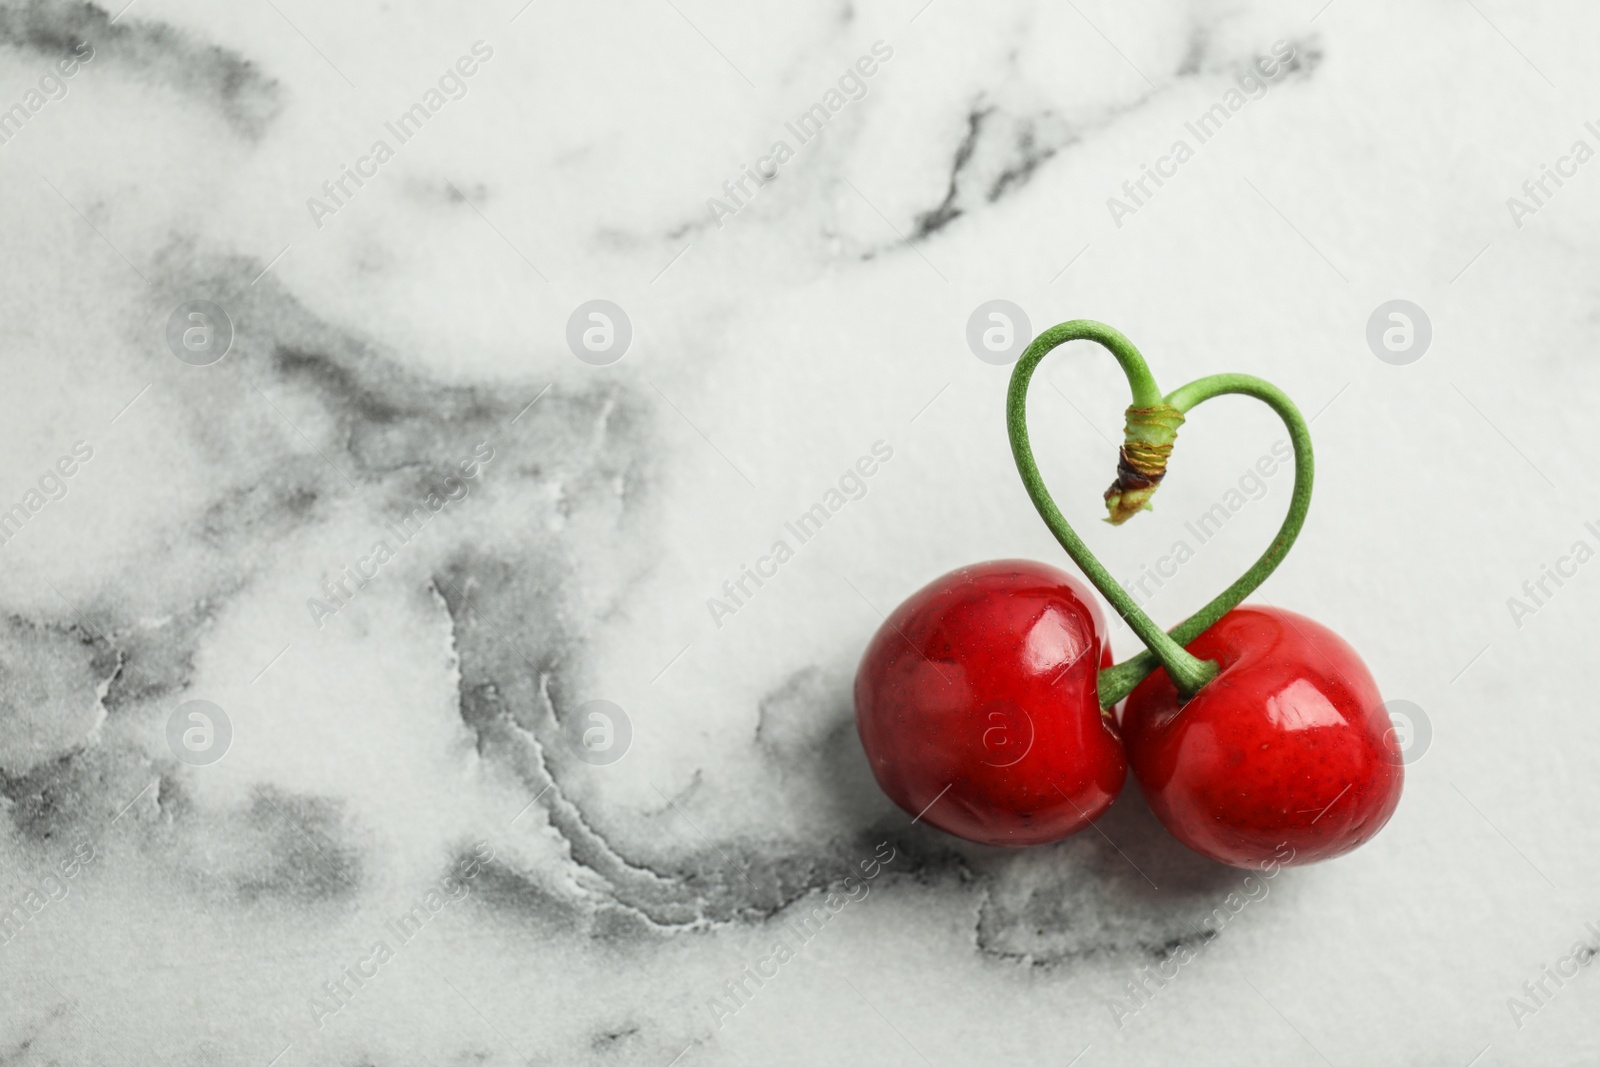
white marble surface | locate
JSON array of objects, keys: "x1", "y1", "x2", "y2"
[{"x1": 1, "y1": 0, "x2": 1598, "y2": 1064}]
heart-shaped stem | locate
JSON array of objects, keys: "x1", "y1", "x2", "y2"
[
  {"x1": 1096, "y1": 373, "x2": 1314, "y2": 705},
  {"x1": 1007, "y1": 322, "x2": 1221, "y2": 698},
  {"x1": 1006, "y1": 325, "x2": 1315, "y2": 707}
]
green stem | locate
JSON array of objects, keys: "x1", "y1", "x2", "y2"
[
  {"x1": 1095, "y1": 373, "x2": 1315, "y2": 705},
  {"x1": 1006, "y1": 322, "x2": 1219, "y2": 699}
]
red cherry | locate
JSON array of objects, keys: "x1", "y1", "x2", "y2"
[
  {"x1": 853, "y1": 559, "x2": 1124, "y2": 847},
  {"x1": 1121, "y1": 606, "x2": 1403, "y2": 868}
]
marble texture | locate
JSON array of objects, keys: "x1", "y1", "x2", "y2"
[{"x1": 1, "y1": 0, "x2": 1598, "y2": 1064}]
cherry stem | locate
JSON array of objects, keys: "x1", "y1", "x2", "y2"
[
  {"x1": 1006, "y1": 321, "x2": 1220, "y2": 699},
  {"x1": 1095, "y1": 373, "x2": 1315, "y2": 706}
]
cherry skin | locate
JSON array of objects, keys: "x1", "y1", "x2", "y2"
[
  {"x1": 853, "y1": 559, "x2": 1123, "y2": 847},
  {"x1": 1121, "y1": 606, "x2": 1403, "y2": 868}
]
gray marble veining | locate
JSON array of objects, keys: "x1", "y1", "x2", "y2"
[{"x1": 1, "y1": 1, "x2": 1597, "y2": 1064}]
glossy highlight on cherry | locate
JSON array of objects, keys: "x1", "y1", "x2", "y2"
[
  {"x1": 853, "y1": 560, "x2": 1121, "y2": 847},
  {"x1": 1121, "y1": 606, "x2": 1404, "y2": 867}
]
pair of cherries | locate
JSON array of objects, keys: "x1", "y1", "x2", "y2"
[{"x1": 854, "y1": 322, "x2": 1402, "y2": 868}]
